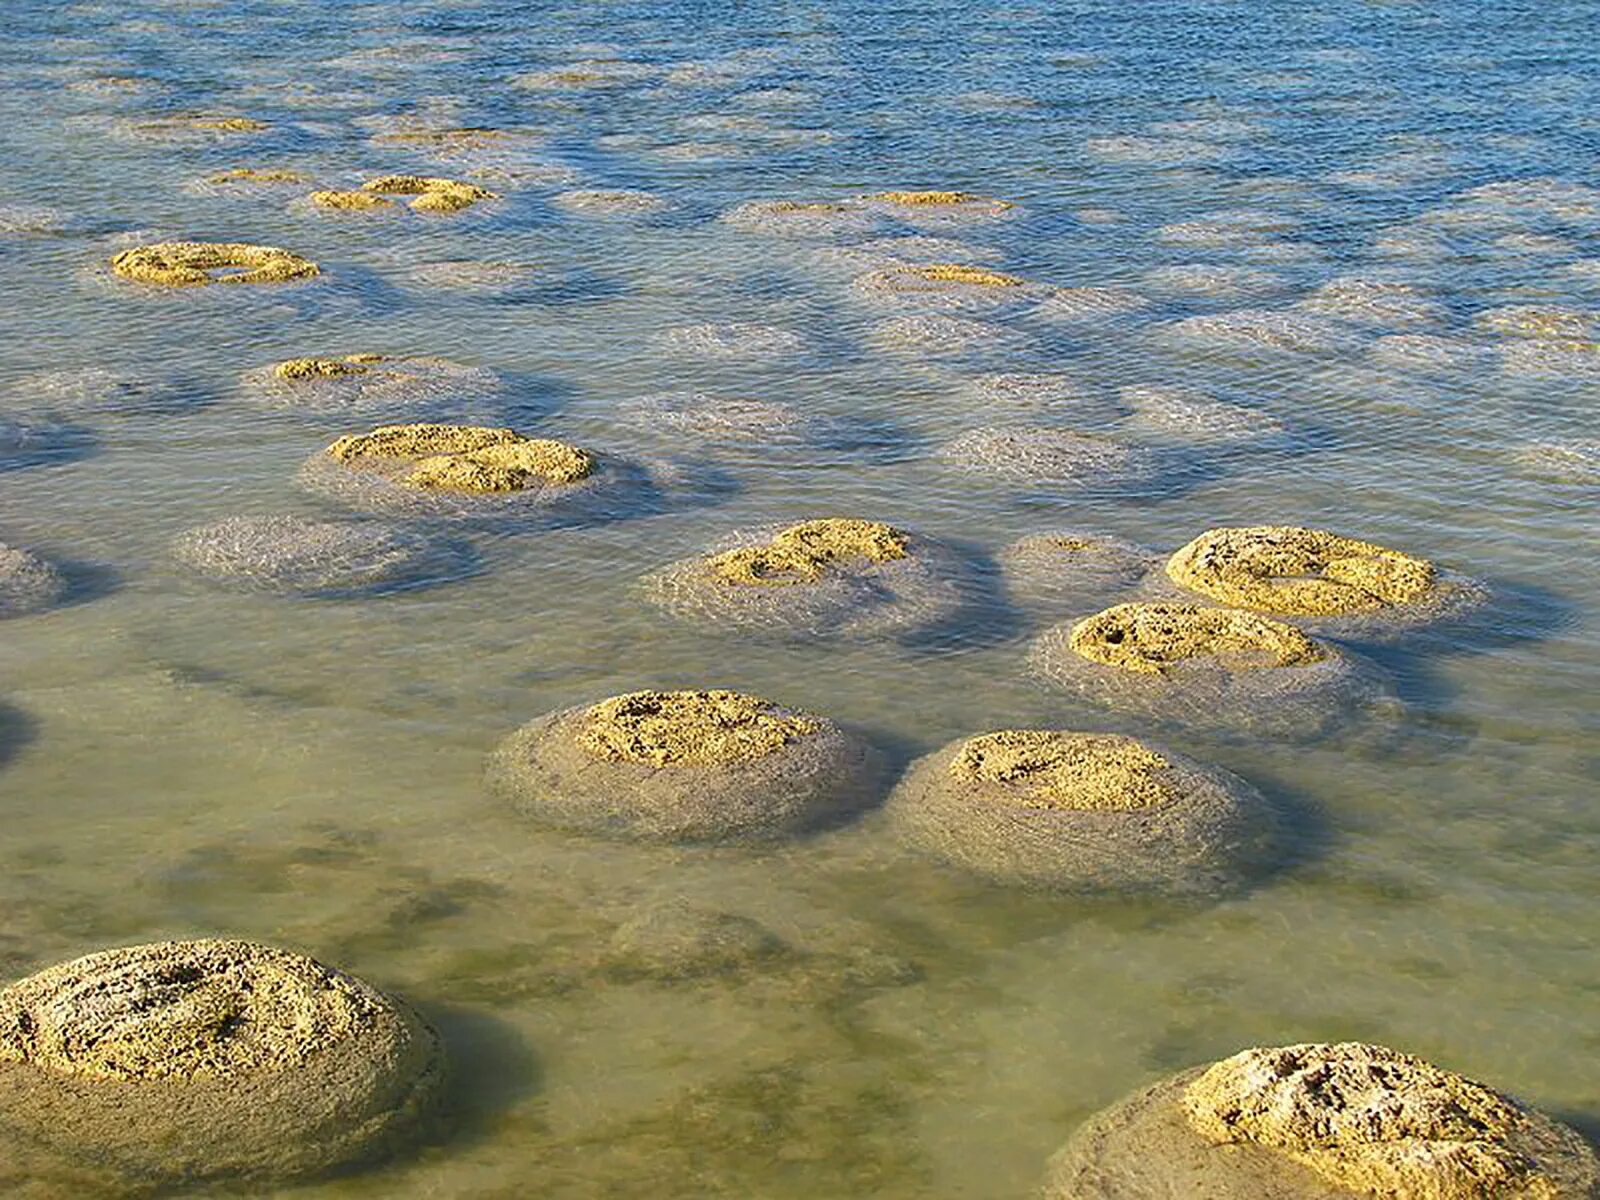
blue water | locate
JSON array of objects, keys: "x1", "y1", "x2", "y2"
[{"x1": 1, "y1": 1, "x2": 1598, "y2": 1196}]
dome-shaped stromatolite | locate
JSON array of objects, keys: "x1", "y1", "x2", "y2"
[
  {"x1": 1046, "y1": 1042, "x2": 1600, "y2": 1198},
  {"x1": 486, "y1": 689, "x2": 882, "y2": 843},
  {"x1": 300, "y1": 422, "x2": 641, "y2": 522},
  {"x1": 1029, "y1": 602, "x2": 1391, "y2": 737},
  {"x1": 0, "y1": 939, "x2": 444, "y2": 1193},
  {"x1": 171, "y1": 515, "x2": 466, "y2": 597},
  {"x1": 884, "y1": 730, "x2": 1275, "y2": 895},
  {"x1": 0, "y1": 543, "x2": 69, "y2": 617},
  {"x1": 850, "y1": 262, "x2": 1034, "y2": 313},
  {"x1": 109, "y1": 241, "x2": 319, "y2": 286},
  {"x1": 998, "y1": 532, "x2": 1156, "y2": 614},
  {"x1": 1165, "y1": 525, "x2": 1485, "y2": 638},
  {"x1": 645, "y1": 518, "x2": 977, "y2": 643}
]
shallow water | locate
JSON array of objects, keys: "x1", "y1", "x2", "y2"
[{"x1": 1, "y1": 1, "x2": 1598, "y2": 1195}]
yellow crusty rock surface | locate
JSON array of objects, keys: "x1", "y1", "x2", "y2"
[
  {"x1": 1167, "y1": 525, "x2": 1438, "y2": 616},
  {"x1": 1069, "y1": 602, "x2": 1326, "y2": 675},
  {"x1": 208, "y1": 167, "x2": 309, "y2": 184},
  {"x1": 361, "y1": 174, "x2": 497, "y2": 213},
  {"x1": 310, "y1": 188, "x2": 395, "y2": 210},
  {"x1": 706, "y1": 519, "x2": 909, "y2": 586},
  {"x1": 1183, "y1": 1042, "x2": 1594, "y2": 1198},
  {"x1": 326, "y1": 424, "x2": 593, "y2": 492},
  {"x1": 908, "y1": 263, "x2": 1024, "y2": 287},
  {"x1": 867, "y1": 189, "x2": 1012, "y2": 208},
  {"x1": 577, "y1": 689, "x2": 821, "y2": 768},
  {"x1": 274, "y1": 353, "x2": 385, "y2": 381},
  {"x1": 110, "y1": 241, "x2": 320, "y2": 286},
  {"x1": 949, "y1": 731, "x2": 1175, "y2": 811}
]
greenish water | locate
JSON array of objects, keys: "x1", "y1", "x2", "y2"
[{"x1": 1, "y1": 1, "x2": 1598, "y2": 1195}]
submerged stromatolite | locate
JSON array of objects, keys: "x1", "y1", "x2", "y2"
[
  {"x1": 171, "y1": 514, "x2": 467, "y2": 597},
  {"x1": 0, "y1": 939, "x2": 444, "y2": 1194},
  {"x1": 242, "y1": 353, "x2": 505, "y2": 420},
  {"x1": 645, "y1": 518, "x2": 978, "y2": 643},
  {"x1": 997, "y1": 532, "x2": 1156, "y2": 614},
  {"x1": 935, "y1": 426, "x2": 1163, "y2": 494},
  {"x1": 486, "y1": 688, "x2": 882, "y2": 843},
  {"x1": 0, "y1": 543, "x2": 69, "y2": 618},
  {"x1": 1029, "y1": 601, "x2": 1392, "y2": 737},
  {"x1": 1045, "y1": 1042, "x2": 1600, "y2": 1198},
  {"x1": 884, "y1": 729, "x2": 1276, "y2": 895}
]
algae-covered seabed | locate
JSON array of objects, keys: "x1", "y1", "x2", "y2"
[{"x1": 1, "y1": 0, "x2": 1598, "y2": 1195}]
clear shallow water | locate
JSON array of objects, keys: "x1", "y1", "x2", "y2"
[{"x1": 1, "y1": 1, "x2": 1598, "y2": 1195}]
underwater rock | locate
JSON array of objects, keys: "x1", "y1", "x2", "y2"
[
  {"x1": 0, "y1": 417, "x2": 93, "y2": 472},
  {"x1": 617, "y1": 391, "x2": 871, "y2": 456},
  {"x1": 1511, "y1": 438, "x2": 1600, "y2": 484},
  {"x1": 171, "y1": 514, "x2": 464, "y2": 597},
  {"x1": 868, "y1": 313, "x2": 1026, "y2": 355},
  {"x1": 1144, "y1": 263, "x2": 1291, "y2": 301},
  {"x1": 0, "y1": 544, "x2": 68, "y2": 618},
  {"x1": 1029, "y1": 601, "x2": 1391, "y2": 737},
  {"x1": 513, "y1": 60, "x2": 659, "y2": 91},
  {"x1": 110, "y1": 241, "x2": 319, "y2": 286},
  {"x1": 719, "y1": 198, "x2": 879, "y2": 238},
  {"x1": 1368, "y1": 333, "x2": 1492, "y2": 374},
  {"x1": 1120, "y1": 387, "x2": 1290, "y2": 447},
  {"x1": 1499, "y1": 338, "x2": 1600, "y2": 378},
  {"x1": 300, "y1": 422, "x2": 639, "y2": 523},
  {"x1": 1, "y1": 368, "x2": 190, "y2": 420},
  {"x1": 885, "y1": 729, "x2": 1275, "y2": 895},
  {"x1": 935, "y1": 426, "x2": 1162, "y2": 493},
  {"x1": 243, "y1": 354, "x2": 504, "y2": 419},
  {"x1": 0, "y1": 204, "x2": 68, "y2": 234},
  {"x1": 486, "y1": 689, "x2": 882, "y2": 843},
  {"x1": 1086, "y1": 135, "x2": 1227, "y2": 164},
  {"x1": 645, "y1": 518, "x2": 977, "y2": 643},
  {"x1": 1164, "y1": 525, "x2": 1485, "y2": 638},
  {"x1": 1030, "y1": 286, "x2": 1151, "y2": 323},
  {"x1": 654, "y1": 322, "x2": 808, "y2": 360},
  {"x1": 962, "y1": 372, "x2": 1123, "y2": 423},
  {"x1": 551, "y1": 188, "x2": 667, "y2": 215},
  {"x1": 1155, "y1": 210, "x2": 1299, "y2": 247},
  {"x1": 404, "y1": 260, "x2": 542, "y2": 293},
  {"x1": 0, "y1": 939, "x2": 444, "y2": 1192},
  {"x1": 1297, "y1": 276, "x2": 1448, "y2": 330},
  {"x1": 1046, "y1": 1042, "x2": 1600, "y2": 1198},
  {"x1": 1474, "y1": 305, "x2": 1597, "y2": 341},
  {"x1": 1162, "y1": 309, "x2": 1359, "y2": 357},
  {"x1": 998, "y1": 532, "x2": 1157, "y2": 613},
  {"x1": 606, "y1": 900, "x2": 788, "y2": 981}
]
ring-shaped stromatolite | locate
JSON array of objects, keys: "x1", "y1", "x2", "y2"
[
  {"x1": 0, "y1": 939, "x2": 444, "y2": 1192},
  {"x1": 1045, "y1": 1042, "x2": 1600, "y2": 1198},
  {"x1": 299, "y1": 423, "x2": 638, "y2": 523},
  {"x1": 644, "y1": 518, "x2": 977, "y2": 642},
  {"x1": 0, "y1": 543, "x2": 69, "y2": 617},
  {"x1": 171, "y1": 515, "x2": 465, "y2": 597},
  {"x1": 884, "y1": 730, "x2": 1275, "y2": 895},
  {"x1": 359, "y1": 174, "x2": 497, "y2": 214},
  {"x1": 109, "y1": 241, "x2": 320, "y2": 286},
  {"x1": 1165, "y1": 525, "x2": 1485, "y2": 637},
  {"x1": 1029, "y1": 602, "x2": 1391, "y2": 737},
  {"x1": 486, "y1": 689, "x2": 882, "y2": 843}
]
